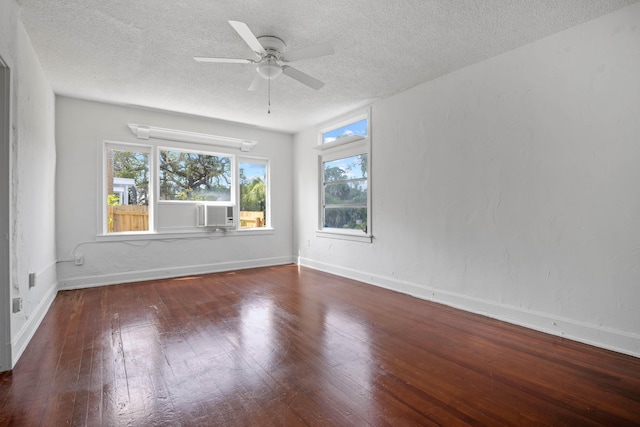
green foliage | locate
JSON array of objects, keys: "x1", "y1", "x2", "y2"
[
  {"x1": 159, "y1": 150, "x2": 232, "y2": 201},
  {"x1": 324, "y1": 181, "x2": 367, "y2": 206},
  {"x1": 239, "y1": 165, "x2": 267, "y2": 224},
  {"x1": 241, "y1": 177, "x2": 266, "y2": 212},
  {"x1": 111, "y1": 150, "x2": 149, "y2": 205},
  {"x1": 359, "y1": 153, "x2": 367, "y2": 178},
  {"x1": 107, "y1": 194, "x2": 120, "y2": 206},
  {"x1": 322, "y1": 153, "x2": 368, "y2": 231},
  {"x1": 324, "y1": 207, "x2": 367, "y2": 231}
]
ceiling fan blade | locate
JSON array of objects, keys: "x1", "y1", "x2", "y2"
[
  {"x1": 281, "y1": 66, "x2": 324, "y2": 90},
  {"x1": 248, "y1": 74, "x2": 267, "y2": 91},
  {"x1": 194, "y1": 56, "x2": 254, "y2": 64},
  {"x1": 282, "y1": 43, "x2": 334, "y2": 62},
  {"x1": 229, "y1": 20, "x2": 266, "y2": 56}
]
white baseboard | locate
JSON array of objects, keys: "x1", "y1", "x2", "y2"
[
  {"x1": 12, "y1": 269, "x2": 58, "y2": 367},
  {"x1": 58, "y1": 256, "x2": 296, "y2": 290},
  {"x1": 299, "y1": 257, "x2": 640, "y2": 359}
]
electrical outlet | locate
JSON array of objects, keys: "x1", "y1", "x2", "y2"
[
  {"x1": 28, "y1": 272, "x2": 36, "y2": 288},
  {"x1": 12, "y1": 297, "x2": 21, "y2": 313},
  {"x1": 74, "y1": 255, "x2": 84, "y2": 266}
]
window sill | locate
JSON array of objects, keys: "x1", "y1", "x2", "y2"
[
  {"x1": 316, "y1": 229, "x2": 372, "y2": 243},
  {"x1": 314, "y1": 136, "x2": 366, "y2": 151},
  {"x1": 235, "y1": 227, "x2": 275, "y2": 236},
  {"x1": 96, "y1": 228, "x2": 275, "y2": 242}
]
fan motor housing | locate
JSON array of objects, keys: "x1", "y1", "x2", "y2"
[
  {"x1": 257, "y1": 36, "x2": 286, "y2": 57},
  {"x1": 193, "y1": 21, "x2": 330, "y2": 91},
  {"x1": 256, "y1": 36, "x2": 286, "y2": 79}
]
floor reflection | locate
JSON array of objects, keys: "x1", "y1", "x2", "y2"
[{"x1": 3, "y1": 266, "x2": 638, "y2": 425}]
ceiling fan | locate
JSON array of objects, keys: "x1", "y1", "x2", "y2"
[{"x1": 194, "y1": 21, "x2": 334, "y2": 92}]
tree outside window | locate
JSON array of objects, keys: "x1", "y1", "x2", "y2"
[
  {"x1": 239, "y1": 161, "x2": 268, "y2": 229},
  {"x1": 322, "y1": 153, "x2": 368, "y2": 231},
  {"x1": 159, "y1": 150, "x2": 232, "y2": 201},
  {"x1": 106, "y1": 147, "x2": 150, "y2": 233}
]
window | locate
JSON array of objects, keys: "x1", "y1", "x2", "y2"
[
  {"x1": 317, "y1": 111, "x2": 371, "y2": 241},
  {"x1": 159, "y1": 149, "x2": 233, "y2": 202},
  {"x1": 321, "y1": 117, "x2": 368, "y2": 145},
  {"x1": 323, "y1": 154, "x2": 368, "y2": 231},
  {"x1": 101, "y1": 140, "x2": 270, "y2": 236},
  {"x1": 239, "y1": 159, "x2": 269, "y2": 229},
  {"x1": 104, "y1": 143, "x2": 151, "y2": 233}
]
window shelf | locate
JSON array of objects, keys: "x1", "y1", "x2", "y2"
[
  {"x1": 316, "y1": 229, "x2": 372, "y2": 243},
  {"x1": 314, "y1": 135, "x2": 365, "y2": 151},
  {"x1": 127, "y1": 124, "x2": 257, "y2": 152}
]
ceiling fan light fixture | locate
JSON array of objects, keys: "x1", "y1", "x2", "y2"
[
  {"x1": 194, "y1": 21, "x2": 332, "y2": 92},
  {"x1": 257, "y1": 59, "x2": 282, "y2": 80}
]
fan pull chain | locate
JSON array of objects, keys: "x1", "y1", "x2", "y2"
[{"x1": 268, "y1": 76, "x2": 271, "y2": 114}]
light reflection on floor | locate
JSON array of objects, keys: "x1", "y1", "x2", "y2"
[{"x1": 85, "y1": 277, "x2": 377, "y2": 424}]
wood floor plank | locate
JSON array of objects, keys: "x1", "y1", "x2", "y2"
[{"x1": 1, "y1": 264, "x2": 639, "y2": 426}]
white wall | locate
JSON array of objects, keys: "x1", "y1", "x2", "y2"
[
  {"x1": 0, "y1": 0, "x2": 58, "y2": 370},
  {"x1": 294, "y1": 4, "x2": 640, "y2": 357},
  {"x1": 56, "y1": 97, "x2": 294, "y2": 289}
]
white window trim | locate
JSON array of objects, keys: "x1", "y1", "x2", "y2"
[
  {"x1": 314, "y1": 134, "x2": 365, "y2": 151},
  {"x1": 127, "y1": 123, "x2": 258, "y2": 152},
  {"x1": 238, "y1": 156, "x2": 271, "y2": 230},
  {"x1": 319, "y1": 139, "x2": 368, "y2": 162},
  {"x1": 100, "y1": 140, "x2": 154, "y2": 237},
  {"x1": 318, "y1": 112, "x2": 368, "y2": 146},
  {"x1": 316, "y1": 229, "x2": 372, "y2": 243},
  {"x1": 98, "y1": 138, "x2": 272, "y2": 240},
  {"x1": 95, "y1": 227, "x2": 275, "y2": 243},
  {"x1": 316, "y1": 110, "x2": 372, "y2": 243}
]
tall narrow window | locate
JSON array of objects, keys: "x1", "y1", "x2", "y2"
[
  {"x1": 159, "y1": 149, "x2": 233, "y2": 202},
  {"x1": 239, "y1": 159, "x2": 269, "y2": 229},
  {"x1": 105, "y1": 145, "x2": 150, "y2": 233},
  {"x1": 316, "y1": 111, "x2": 371, "y2": 241},
  {"x1": 322, "y1": 153, "x2": 368, "y2": 231}
]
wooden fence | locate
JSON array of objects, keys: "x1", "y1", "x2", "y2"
[
  {"x1": 240, "y1": 211, "x2": 264, "y2": 228},
  {"x1": 108, "y1": 205, "x2": 149, "y2": 232},
  {"x1": 108, "y1": 206, "x2": 262, "y2": 232}
]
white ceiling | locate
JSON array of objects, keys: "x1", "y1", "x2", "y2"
[{"x1": 16, "y1": 0, "x2": 638, "y2": 133}]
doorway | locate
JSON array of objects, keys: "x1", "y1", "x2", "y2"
[{"x1": 0, "y1": 58, "x2": 11, "y2": 371}]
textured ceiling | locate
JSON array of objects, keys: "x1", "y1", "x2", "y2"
[{"x1": 16, "y1": 0, "x2": 639, "y2": 133}]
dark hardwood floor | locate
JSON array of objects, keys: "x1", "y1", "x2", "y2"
[{"x1": 1, "y1": 265, "x2": 639, "y2": 426}]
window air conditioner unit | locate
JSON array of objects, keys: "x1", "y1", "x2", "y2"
[{"x1": 197, "y1": 205, "x2": 235, "y2": 228}]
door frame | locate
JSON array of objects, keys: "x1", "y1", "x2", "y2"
[{"x1": 0, "y1": 57, "x2": 12, "y2": 371}]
